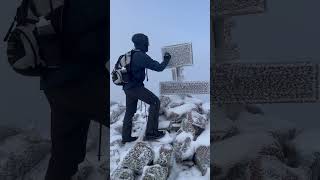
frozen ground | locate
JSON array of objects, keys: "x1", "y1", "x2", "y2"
[
  {"x1": 0, "y1": 122, "x2": 108, "y2": 180},
  {"x1": 110, "y1": 95, "x2": 210, "y2": 180},
  {"x1": 212, "y1": 105, "x2": 320, "y2": 180}
]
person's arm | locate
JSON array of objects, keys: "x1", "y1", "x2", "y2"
[{"x1": 139, "y1": 53, "x2": 171, "y2": 72}]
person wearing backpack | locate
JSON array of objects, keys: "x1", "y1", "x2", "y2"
[
  {"x1": 4, "y1": 0, "x2": 108, "y2": 179},
  {"x1": 41, "y1": 0, "x2": 109, "y2": 180},
  {"x1": 118, "y1": 33, "x2": 171, "y2": 144}
]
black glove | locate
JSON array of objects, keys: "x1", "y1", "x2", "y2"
[{"x1": 164, "y1": 52, "x2": 171, "y2": 61}]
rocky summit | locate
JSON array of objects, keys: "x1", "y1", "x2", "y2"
[{"x1": 110, "y1": 95, "x2": 210, "y2": 180}]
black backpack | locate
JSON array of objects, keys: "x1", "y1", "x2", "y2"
[
  {"x1": 4, "y1": 0, "x2": 65, "y2": 76},
  {"x1": 112, "y1": 50, "x2": 138, "y2": 86}
]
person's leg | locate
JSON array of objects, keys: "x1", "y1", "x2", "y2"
[
  {"x1": 44, "y1": 88, "x2": 91, "y2": 180},
  {"x1": 125, "y1": 87, "x2": 160, "y2": 135},
  {"x1": 122, "y1": 92, "x2": 138, "y2": 140}
]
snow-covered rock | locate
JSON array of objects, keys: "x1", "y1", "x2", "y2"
[
  {"x1": 142, "y1": 164, "x2": 169, "y2": 180},
  {"x1": 110, "y1": 95, "x2": 210, "y2": 179},
  {"x1": 111, "y1": 167, "x2": 135, "y2": 180},
  {"x1": 195, "y1": 146, "x2": 210, "y2": 176},
  {"x1": 173, "y1": 131, "x2": 194, "y2": 162},
  {"x1": 111, "y1": 103, "x2": 126, "y2": 124},
  {"x1": 155, "y1": 144, "x2": 173, "y2": 167},
  {"x1": 121, "y1": 142, "x2": 154, "y2": 174}
]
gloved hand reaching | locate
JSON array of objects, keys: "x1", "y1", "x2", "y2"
[{"x1": 164, "y1": 52, "x2": 171, "y2": 61}]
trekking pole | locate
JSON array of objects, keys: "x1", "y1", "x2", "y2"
[{"x1": 97, "y1": 122, "x2": 102, "y2": 161}]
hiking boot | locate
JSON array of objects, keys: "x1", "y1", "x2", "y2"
[
  {"x1": 144, "y1": 131, "x2": 165, "y2": 141},
  {"x1": 122, "y1": 136, "x2": 138, "y2": 144}
]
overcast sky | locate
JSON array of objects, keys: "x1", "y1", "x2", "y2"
[{"x1": 110, "y1": 0, "x2": 210, "y2": 103}]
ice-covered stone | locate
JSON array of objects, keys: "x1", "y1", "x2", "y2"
[
  {"x1": 111, "y1": 167, "x2": 134, "y2": 180},
  {"x1": 180, "y1": 116, "x2": 197, "y2": 136},
  {"x1": 110, "y1": 104, "x2": 126, "y2": 124},
  {"x1": 142, "y1": 164, "x2": 169, "y2": 180},
  {"x1": 248, "y1": 156, "x2": 305, "y2": 180},
  {"x1": 173, "y1": 131, "x2": 195, "y2": 162},
  {"x1": 160, "y1": 96, "x2": 171, "y2": 109},
  {"x1": 213, "y1": 133, "x2": 275, "y2": 177},
  {"x1": 121, "y1": 142, "x2": 154, "y2": 174},
  {"x1": 155, "y1": 144, "x2": 173, "y2": 167},
  {"x1": 164, "y1": 103, "x2": 198, "y2": 120},
  {"x1": 169, "y1": 102, "x2": 185, "y2": 108},
  {"x1": 0, "y1": 134, "x2": 50, "y2": 180},
  {"x1": 188, "y1": 111, "x2": 207, "y2": 129},
  {"x1": 195, "y1": 146, "x2": 210, "y2": 176}
]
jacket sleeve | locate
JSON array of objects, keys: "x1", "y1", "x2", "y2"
[{"x1": 139, "y1": 53, "x2": 169, "y2": 72}]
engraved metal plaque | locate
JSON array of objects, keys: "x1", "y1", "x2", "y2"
[
  {"x1": 212, "y1": 63, "x2": 319, "y2": 104},
  {"x1": 160, "y1": 81, "x2": 210, "y2": 95},
  {"x1": 162, "y1": 43, "x2": 193, "y2": 68},
  {"x1": 214, "y1": 0, "x2": 266, "y2": 17}
]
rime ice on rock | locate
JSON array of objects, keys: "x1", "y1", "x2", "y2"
[
  {"x1": 121, "y1": 142, "x2": 154, "y2": 174},
  {"x1": 159, "y1": 96, "x2": 171, "y2": 114},
  {"x1": 180, "y1": 116, "x2": 196, "y2": 135},
  {"x1": 141, "y1": 164, "x2": 169, "y2": 180},
  {"x1": 0, "y1": 132, "x2": 50, "y2": 180},
  {"x1": 111, "y1": 167, "x2": 135, "y2": 180},
  {"x1": 110, "y1": 104, "x2": 126, "y2": 124},
  {"x1": 173, "y1": 131, "x2": 194, "y2": 162},
  {"x1": 195, "y1": 146, "x2": 210, "y2": 176},
  {"x1": 155, "y1": 144, "x2": 173, "y2": 167},
  {"x1": 248, "y1": 156, "x2": 304, "y2": 180},
  {"x1": 188, "y1": 111, "x2": 207, "y2": 129},
  {"x1": 164, "y1": 103, "x2": 198, "y2": 120}
]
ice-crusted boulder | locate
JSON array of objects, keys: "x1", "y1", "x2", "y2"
[
  {"x1": 111, "y1": 167, "x2": 135, "y2": 180},
  {"x1": 180, "y1": 116, "x2": 197, "y2": 136},
  {"x1": 141, "y1": 164, "x2": 169, "y2": 180},
  {"x1": 164, "y1": 102, "x2": 198, "y2": 121},
  {"x1": 0, "y1": 131, "x2": 51, "y2": 180},
  {"x1": 110, "y1": 103, "x2": 126, "y2": 124},
  {"x1": 188, "y1": 111, "x2": 207, "y2": 129},
  {"x1": 213, "y1": 133, "x2": 275, "y2": 177},
  {"x1": 159, "y1": 96, "x2": 171, "y2": 114},
  {"x1": 195, "y1": 146, "x2": 210, "y2": 176},
  {"x1": 173, "y1": 131, "x2": 195, "y2": 162},
  {"x1": 246, "y1": 156, "x2": 305, "y2": 180},
  {"x1": 111, "y1": 95, "x2": 210, "y2": 179},
  {"x1": 179, "y1": 111, "x2": 208, "y2": 137},
  {"x1": 121, "y1": 142, "x2": 154, "y2": 174},
  {"x1": 155, "y1": 144, "x2": 173, "y2": 167}
]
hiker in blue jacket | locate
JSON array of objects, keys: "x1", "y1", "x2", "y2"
[{"x1": 122, "y1": 33, "x2": 171, "y2": 143}]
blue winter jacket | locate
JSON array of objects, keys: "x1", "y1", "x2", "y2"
[{"x1": 123, "y1": 50, "x2": 169, "y2": 90}]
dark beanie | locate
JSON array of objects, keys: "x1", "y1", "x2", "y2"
[{"x1": 132, "y1": 33, "x2": 149, "y2": 46}]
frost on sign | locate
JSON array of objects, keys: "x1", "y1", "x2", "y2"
[
  {"x1": 160, "y1": 81, "x2": 210, "y2": 95},
  {"x1": 214, "y1": 0, "x2": 266, "y2": 16},
  {"x1": 162, "y1": 43, "x2": 193, "y2": 68},
  {"x1": 212, "y1": 62, "x2": 319, "y2": 104}
]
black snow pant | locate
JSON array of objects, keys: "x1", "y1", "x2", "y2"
[
  {"x1": 44, "y1": 74, "x2": 108, "y2": 180},
  {"x1": 122, "y1": 86, "x2": 160, "y2": 140}
]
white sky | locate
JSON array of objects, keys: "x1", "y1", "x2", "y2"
[{"x1": 110, "y1": 0, "x2": 210, "y2": 104}]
